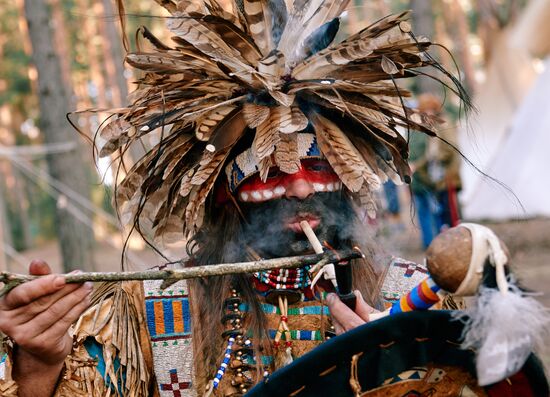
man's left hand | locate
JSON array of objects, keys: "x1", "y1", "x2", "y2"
[{"x1": 327, "y1": 290, "x2": 379, "y2": 335}]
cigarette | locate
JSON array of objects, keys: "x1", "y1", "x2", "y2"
[
  {"x1": 299, "y1": 220, "x2": 324, "y2": 254},
  {"x1": 300, "y1": 220, "x2": 338, "y2": 289}
]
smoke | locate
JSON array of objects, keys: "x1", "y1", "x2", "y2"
[{"x1": 236, "y1": 191, "x2": 357, "y2": 259}]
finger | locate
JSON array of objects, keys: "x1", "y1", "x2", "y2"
[
  {"x1": 28, "y1": 259, "x2": 52, "y2": 276},
  {"x1": 11, "y1": 282, "x2": 85, "y2": 325},
  {"x1": 327, "y1": 293, "x2": 365, "y2": 332},
  {"x1": 2, "y1": 275, "x2": 66, "y2": 309},
  {"x1": 353, "y1": 290, "x2": 375, "y2": 322},
  {"x1": 33, "y1": 290, "x2": 92, "y2": 346},
  {"x1": 331, "y1": 316, "x2": 345, "y2": 335},
  {"x1": 26, "y1": 283, "x2": 93, "y2": 335}
]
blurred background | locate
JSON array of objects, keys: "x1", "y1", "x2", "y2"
[{"x1": 0, "y1": 0, "x2": 548, "y2": 363}]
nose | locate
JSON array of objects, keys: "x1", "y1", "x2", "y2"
[{"x1": 284, "y1": 175, "x2": 315, "y2": 200}]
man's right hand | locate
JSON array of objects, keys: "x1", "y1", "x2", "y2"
[{"x1": 0, "y1": 260, "x2": 93, "y2": 396}]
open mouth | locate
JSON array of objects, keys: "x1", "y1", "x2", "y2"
[{"x1": 285, "y1": 213, "x2": 320, "y2": 234}]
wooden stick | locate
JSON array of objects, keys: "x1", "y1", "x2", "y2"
[{"x1": 0, "y1": 249, "x2": 362, "y2": 297}]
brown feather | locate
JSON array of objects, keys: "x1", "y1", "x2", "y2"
[
  {"x1": 279, "y1": 106, "x2": 308, "y2": 134},
  {"x1": 167, "y1": 13, "x2": 255, "y2": 83},
  {"x1": 191, "y1": 147, "x2": 231, "y2": 186},
  {"x1": 243, "y1": 0, "x2": 276, "y2": 55},
  {"x1": 274, "y1": 132, "x2": 300, "y2": 173},
  {"x1": 278, "y1": 0, "x2": 349, "y2": 63},
  {"x1": 198, "y1": 14, "x2": 262, "y2": 64},
  {"x1": 253, "y1": 107, "x2": 281, "y2": 160},
  {"x1": 206, "y1": 108, "x2": 247, "y2": 152},
  {"x1": 196, "y1": 105, "x2": 236, "y2": 141},
  {"x1": 243, "y1": 103, "x2": 270, "y2": 128},
  {"x1": 98, "y1": 118, "x2": 134, "y2": 157},
  {"x1": 309, "y1": 113, "x2": 368, "y2": 192}
]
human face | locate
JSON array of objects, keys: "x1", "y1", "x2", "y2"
[{"x1": 236, "y1": 159, "x2": 354, "y2": 258}]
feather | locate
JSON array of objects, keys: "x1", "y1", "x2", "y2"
[
  {"x1": 269, "y1": 91, "x2": 295, "y2": 107},
  {"x1": 257, "y1": 50, "x2": 286, "y2": 79},
  {"x1": 243, "y1": 103, "x2": 270, "y2": 128},
  {"x1": 191, "y1": 147, "x2": 231, "y2": 185},
  {"x1": 299, "y1": 17, "x2": 340, "y2": 60},
  {"x1": 167, "y1": 13, "x2": 255, "y2": 83},
  {"x1": 292, "y1": 14, "x2": 410, "y2": 79},
  {"x1": 184, "y1": 157, "x2": 228, "y2": 237},
  {"x1": 356, "y1": 186, "x2": 377, "y2": 219},
  {"x1": 203, "y1": 0, "x2": 246, "y2": 31},
  {"x1": 243, "y1": 0, "x2": 287, "y2": 56},
  {"x1": 179, "y1": 169, "x2": 196, "y2": 198},
  {"x1": 194, "y1": 14, "x2": 262, "y2": 64},
  {"x1": 278, "y1": 0, "x2": 349, "y2": 64},
  {"x1": 309, "y1": 112, "x2": 367, "y2": 192},
  {"x1": 258, "y1": 155, "x2": 274, "y2": 182},
  {"x1": 125, "y1": 52, "x2": 205, "y2": 76},
  {"x1": 253, "y1": 107, "x2": 281, "y2": 159},
  {"x1": 206, "y1": 108, "x2": 247, "y2": 153},
  {"x1": 162, "y1": 140, "x2": 195, "y2": 180},
  {"x1": 176, "y1": 0, "x2": 205, "y2": 14},
  {"x1": 274, "y1": 132, "x2": 300, "y2": 173},
  {"x1": 137, "y1": 26, "x2": 173, "y2": 51},
  {"x1": 153, "y1": 0, "x2": 177, "y2": 13},
  {"x1": 279, "y1": 105, "x2": 308, "y2": 133},
  {"x1": 292, "y1": 39, "x2": 376, "y2": 80},
  {"x1": 98, "y1": 118, "x2": 134, "y2": 157},
  {"x1": 196, "y1": 105, "x2": 236, "y2": 141}
]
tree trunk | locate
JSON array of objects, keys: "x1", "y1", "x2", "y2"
[
  {"x1": 23, "y1": 0, "x2": 95, "y2": 272},
  {"x1": 0, "y1": 171, "x2": 11, "y2": 271},
  {"x1": 410, "y1": 0, "x2": 441, "y2": 93}
]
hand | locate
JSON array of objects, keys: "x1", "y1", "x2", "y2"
[
  {"x1": 326, "y1": 290, "x2": 379, "y2": 335},
  {"x1": 0, "y1": 260, "x2": 93, "y2": 366}
]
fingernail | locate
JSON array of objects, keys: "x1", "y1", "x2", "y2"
[
  {"x1": 326, "y1": 293, "x2": 336, "y2": 304},
  {"x1": 54, "y1": 276, "x2": 65, "y2": 288},
  {"x1": 84, "y1": 282, "x2": 93, "y2": 291}
]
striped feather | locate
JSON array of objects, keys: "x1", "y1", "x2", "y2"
[
  {"x1": 309, "y1": 113, "x2": 366, "y2": 192},
  {"x1": 167, "y1": 14, "x2": 255, "y2": 83},
  {"x1": 184, "y1": 156, "x2": 228, "y2": 236},
  {"x1": 253, "y1": 107, "x2": 281, "y2": 159},
  {"x1": 195, "y1": 14, "x2": 262, "y2": 64},
  {"x1": 279, "y1": 106, "x2": 308, "y2": 133},
  {"x1": 191, "y1": 147, "x2": 231, "y2": 185},
  {"x1": 274, "y1": 132, "x2": 300, "y2": 173},
  {"x1": 196, "y1": 105, "x2": 236, "y2": 141},
  {"x1": 243, "y1": 0, "x2": 286, "y2": 56},
  {"x1": 98, "y1": 119, "x2": 134, "y2": 157},
  {"x1": 278, "y1": 0, "x2": 348, "y2": 63},
  {"x1": 243, "y1": 103, "x2": 270, "y2": 128},
  {"x1": 206, "y1": 108, "x2": 247, "y2": 152}
]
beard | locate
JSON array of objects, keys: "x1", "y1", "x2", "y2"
[{"x1": 239, "y1": 192, "x2": 356, "y2": 258}]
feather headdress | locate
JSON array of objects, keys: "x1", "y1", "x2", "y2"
[{"x1": 98, "y1": 0, "x2": 469, "y2": 244}]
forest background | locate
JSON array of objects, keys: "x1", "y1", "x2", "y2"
[{"x1": 1, "y1": 0, "x2": 549, "y2": 372}]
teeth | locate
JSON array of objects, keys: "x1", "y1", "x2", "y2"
[
  {"x1": 251, "y1": 191, "x2": 262, "y2": 201},
  {"x1": 274, "y1": 186, "x2": 286, "y2": 195},
  {"x1": 327, "y1": 183, "x2": 334, "y2": 191},
  {"x1": 263, "y1": 190, "x2": 273, "y2": 199},
  {"x1": 335, "y1": 182, "x2": 342, "y2": 190},
  {"x1": 313, "y1": 183, "x2": 325, "y2": 191},
  {"x1": 240, "y1": 192, "x2": 249, "y2": 201}
]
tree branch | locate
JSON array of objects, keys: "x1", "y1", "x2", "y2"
[{"x1": 0, "y1": 248, "x2": 363, "y2": 296}]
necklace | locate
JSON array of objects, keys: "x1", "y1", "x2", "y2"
[{"x1": 253, "y1": 266, "x2": 312, "y2": 290}]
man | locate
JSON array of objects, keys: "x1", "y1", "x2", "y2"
[{"x1": 0, "y1": 1, "x2": 466, "y2": 395}]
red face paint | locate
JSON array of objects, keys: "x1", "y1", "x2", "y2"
[{"x1": 236, "y1": 159, "x2": 341, "y2": 203}]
